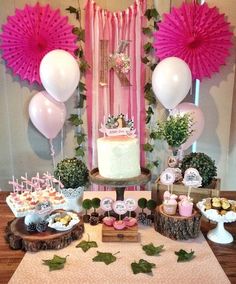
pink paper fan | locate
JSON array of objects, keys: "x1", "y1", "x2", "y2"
[
  {"x1": 154, "y1": 2, "x2": 233, "y2": 80},
  {"x1": 0, "y1": 3, "x2": 77, "y2": 85}
]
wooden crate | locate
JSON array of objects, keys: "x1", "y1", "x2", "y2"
[
  {"x1": 102, "y1": 224, "x2": 139, "y2": 242},
  {"x1": 152, "y1": 178, "x2": 221, "y2": 205}
]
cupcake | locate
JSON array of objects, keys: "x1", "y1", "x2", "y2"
[
  {"x1": 163, "y1": 199, "x2": 177, "y2": 215},
  {"x1": 103, "y1": 216, "x2": 116, "y2": 226},
  {"x1": 170, "y1": 194, "x2": 178, "y2": 200},
  {"x1": 178, "y1": 199, "x2": 193, "y2": 217},
  {"x1": 113, "y1": 220, "x2": 126, "y2": 230},
  {"x1": 123, "y1": 216, "x2": 137, "y2": 227}
]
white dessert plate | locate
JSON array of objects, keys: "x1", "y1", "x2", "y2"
[{"x1": 47, "y1": 211, "x2": 79, "y2": 231}]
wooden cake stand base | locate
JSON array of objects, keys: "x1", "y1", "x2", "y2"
[
  {"x1": 5, "y1": 217, "x2": 84, "y2": 252},
  {"x1": 154, "y1": 205, "x2": 201, "y2": 240}
]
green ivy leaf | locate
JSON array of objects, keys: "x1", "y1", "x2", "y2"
[
  {"x1": 142, "y1": 27, "x2": 153, "y2": 36},
  {"x1": 68, "y1": 114, "x2": 83, "y2": 126},
  {"x1": 80, "y1": 60, "x2": 90, "y2": 74},
  {"x1": 175, "y1": 249, "x2": 195, "y2": 262},
  {"x1": 144, "y1": 82, "x2": 152, "y2": 92},
  {"x1": 141, "y1": 57, "x2": 149, "y2": 64},
  {"x1": 42, "y1": 255, "x2": 68, "y2": 271},
  {"x1": 146, "y1": 163, "x2": 154, "y2": 170},
  {"x1": 144, "y1": 9, "x2": 153, "y2": 21},
  {"x1": 143, "y1": 143, "x2": 154, "y2": 152},
  {"x1": 79, "y1": 81, "x2": 87, "y2": 92},
  {"x1": 76, "y1": 133, "x2": 86, "y2": 145},
  {"x1": 143, "y1": 42, "x2": 153, "y2": 54},
  {"x1": 153, "y1": 160, "x2": 159, "y2": 168},
  {"x1": 66, "y1": 6, "x2": 77, "y2": 14},
  {"x1": 142, "y1": 243, "x2": 164, "y2": 256},
  {"x1": 92, "y1": 251, "x2": 119, "y2": 265},
  {"x1": 131, "y1": 259, "x2": 156, "y2": 274},
  {"x1": 151, "y1": 9, "x2": 160, "y2": 21},
  {"x1": 144, "y1": 89, "x2": 156, "y2": 105},
  {"x1": 75, "y1": 147, "x2": 85, "y2": 157},
  {"x1": 73, "y1": 27, "x2": 85, "y2": 42},
  {"x1": 150, "y1": 131, "x2": 159, "y2": 140},
  {"x1": 76, "y1": 240, "x2": 98, "y2": 252}
]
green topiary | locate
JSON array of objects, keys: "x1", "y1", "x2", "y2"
[
  {"x1": 82, "y1": 199, "x2": 92, "y2": 214},
  {"x1": 54, "y1": 157, "x2": 89, "y2": 188},
  {"x1": 181, "y1": 152, "x2": 217, "y2": 187},
  {"x1": 91, "y1": 198, "x2": 101, "y2": 213},
  {"x1": 138, "y1": 198, "x2": 147, "y2": 215},
  {"x1": 146, "y1": 199, "x2": 157, "y2": 211}
]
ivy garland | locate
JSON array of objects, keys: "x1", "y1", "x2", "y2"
[
  {"x1": 142, "y1": 7, "x2": 160, "y2": 171},
  {"x1": 66, "y1": 1, "x2": 89, "y2": 159}
]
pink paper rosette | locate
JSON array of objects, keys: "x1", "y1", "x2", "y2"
[
  {"x1": 0, "y1": 3, "x2": 77, "y2": 85},
  {"x1": 154, "y1": 2, "x2": 233, "y2": 80}
]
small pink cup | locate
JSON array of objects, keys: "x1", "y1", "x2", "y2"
[{"x1": 178, "y1": 200, "x2": 193, "y2": 217}]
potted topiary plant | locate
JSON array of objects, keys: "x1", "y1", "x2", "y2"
[
  {"x1": 91, "y1": 197, "x2": 101, "y2": 217},
  {"x1": 146, "y1": 199, "x2": 157, "y2": 223},
  {"x1": 54, "y1": 157, "x2": 89, "y2": 212},
  {"x1": 181, "y1": 152, "x2": 217, "y2": 188},
  {"x1": 82, "y1": 199, "x2": 92, "y2": 223}
]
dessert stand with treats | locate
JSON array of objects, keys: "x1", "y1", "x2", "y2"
[
  {"x1": 5, "y1": 173, "x2": 84, "y2": 252},
  {"x1": 197, "y1": 197, "x2": 236, "y2": 244},
  {"x1": 154, "y1": 168, "x2": 202, "y2": 240}
]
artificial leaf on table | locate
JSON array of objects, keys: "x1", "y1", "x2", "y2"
[
  {"x1": 76, "y1": 240, "x2": 98, "y2": 252},
  {"x1": 142, "y1": 243, "x2": 164, "y2": 256},
  {"x1": 175, "y1": 249, "x2": 195, "y2": 262},
  {"x1": 142, "y1": 27, "x2": 153, "y2": 36},
  {"x1": 131, "y1": 259, "x2": 156, "y2": 275},
  {"x1": 92, "y1": 251, "x2": 119, "y2": 265},
  {"x1": 42, "y1": 255, "x2": 68, "y2": 271},
  {"x1": 144, "y1": 9, "x2": 152, "y2": 21},
  {"x1": 141, "y1": 56, "x2": 150, "y2": 64}
]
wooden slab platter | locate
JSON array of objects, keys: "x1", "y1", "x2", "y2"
[
  {"x1": 154, "y1": 205, "x2": 202, "y2": 240},
  {"x1": 5, "y1": 215, "x2": 84, "y2": 252}
]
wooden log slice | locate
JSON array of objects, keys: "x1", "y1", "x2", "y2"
[
  {"x1": 5, "y1": 217, "x2": 84, "y2": 252},
  {"x1": 154, "y1": 205, "x2": 202, "y2": 240}
]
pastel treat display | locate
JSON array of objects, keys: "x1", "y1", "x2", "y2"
[
  {"x1": 123, "y1": 216, "x2": 137, "y2": 227},
  {"x1": 113, "y1": 220, "x2": 126, "y2": 230},
  {"x1": 103, "y1": 216, "x2": 116, "y2": 226},
  {"x1": 178, "y1": 199, "x2": 193, "y2": 217},
  {"x1": 7, "y1": 173, "x2": 65, "y2": 217},
  {"x1": 97, "y1": 114, "x2": 141, "y2": 179},
  {"x1": 163, "y1": 199, "x2": 177, "y2": 215}
]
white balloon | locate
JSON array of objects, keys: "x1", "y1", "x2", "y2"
[
  {"x1": 40, "y1": 50, "x2": 80, "y2": 102},
  {"x1": 152, "y1": 57, "x2": 192, "y2": 110}
]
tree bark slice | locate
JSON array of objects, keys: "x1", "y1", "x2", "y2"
[
  {"x1": 5, "y1": 217, "x2": 84, "y2": 252},
  {"x1": 154, "y1": 205, "x2": 202, "y2": 240}
]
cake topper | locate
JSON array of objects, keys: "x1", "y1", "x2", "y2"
[{"x1": 99, "y1": 113, "x2": 136, "y2": 137}]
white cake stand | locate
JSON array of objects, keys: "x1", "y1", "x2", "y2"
[{"x1": 197, "y1": 199, "x2": 236, "y2": 244}]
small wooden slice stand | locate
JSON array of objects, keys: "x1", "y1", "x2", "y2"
[
  {"x1": 5, "y1": 217, "x2": 84, "y2": 252},
  {"x1": 154, "y1": 205, "x2": 201, "y2": 240},
  {"x1": 102, "y1": 224, "x2": 138, "y2": 242}
]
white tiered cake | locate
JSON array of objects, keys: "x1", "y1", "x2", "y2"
[{"x1": 97, "y1": 114, "x2": 141, "y2": 179}]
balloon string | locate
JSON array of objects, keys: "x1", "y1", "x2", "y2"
[{"x1": 49, "y1": 139, "x2": 56, "y2": 169}]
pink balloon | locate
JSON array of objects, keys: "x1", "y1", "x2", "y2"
[
  {"x1": 29, "y1": 91, "x2": 66, "y2": 139},
  {"x1": 172, "y1": 102, "x2": 205, "y2": 150}
]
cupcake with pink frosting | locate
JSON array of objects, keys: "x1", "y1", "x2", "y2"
[
  {"x1": 178, "y1": 199, "x2": 193, "y2": 217},
  {"x1": 163, "y1": 199, "x2": 177, "y2": 215}
]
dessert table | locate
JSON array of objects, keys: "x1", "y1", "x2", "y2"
[{"x1": 0, "y1": 190, "x2": 236, "y2": 284}]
